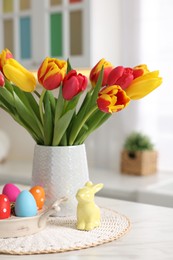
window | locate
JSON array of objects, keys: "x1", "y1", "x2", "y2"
[
  {"x1": 0, "y1": 0, "x2": 90, "y2": 68},
  {"x1": 0, "y1": 0, "x2": 32, "y2": 66}
]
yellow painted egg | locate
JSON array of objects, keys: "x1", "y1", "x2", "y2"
[{"x1": 29, "y1": 186, "x2": 45, "y2": 210}]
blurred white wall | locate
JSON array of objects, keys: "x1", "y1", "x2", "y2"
[{"x1": 0, "y1": 110, "x2": 35, "y2": 162}]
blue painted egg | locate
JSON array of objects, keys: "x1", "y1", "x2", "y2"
[{"x1": 15, "y1": 190, "x2": 37, "y2": 217}]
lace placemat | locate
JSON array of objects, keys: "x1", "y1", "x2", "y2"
[{"x1": 0, "y1": 208, "x2": 131, "y2": 255}]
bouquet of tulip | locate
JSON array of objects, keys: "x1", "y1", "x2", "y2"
[{"x1": 0, "y1": 49, "x2": 162, "y2": 146}]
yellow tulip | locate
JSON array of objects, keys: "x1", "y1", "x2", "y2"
[
  {"x1": 3, "y1": 59, "x2": 36, "y2": 92},
  {"x1": 125, "y1": 70, "x2": 162, "y2": 100},
  {"x1": 0, "y1": 48, "x2": 13, "y2": 71},
  {"x1": 133, "y1": 64, "x2": 150, "y2": 78}
]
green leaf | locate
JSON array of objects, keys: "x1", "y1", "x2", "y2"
[
  {"x1": 0, "y1": 87, "x2": 15, "y2": 107},
  {"x1": 68, "y1": 68, "x2": 104, "y2": 145},
  {"x1": 43, "y1": 92, "x2": 53, "y2": 145},
  {"x1": 54, "y1": 86, "x2": 64, "y2": 121},
  {"x1": 69, "y1": 105, "x2": 97, "y2": 145},
  {"x1": 14, "y1": 113, "x2": 43, "y2": 144},
  {"x1": 0, "y1": 81, "x2": 44, "y2": 144},
  {"x1": 65, "y1": 93, "x2": 81, "y2": 113},
  {"x1": 59, "y1": 133, "x2": 67, "y2": 146},
  {"x1": 53, "y1": 109, "x2": 75, "y2": 146},
  {"x1": 0, "y1": 102, "x2": 42, "y2": 144},
  {"x1": 13, "y1": 88, "x2": 44, "y2": 138},
  {"x1": 87, "y1": 67, "x2": 104, "y2": 109},
  {"x1": 23, "y1": 92, "x2": 41, "y2": 120},
  {"x1": 39, "y1": 89, "x2": 46, "y2": 124},
  {"x1": 75, "y1": 111, "x2": 111, "y2": 144},
  {"x1": 5, "y1": 79, "x2": 14, "y2": 93},
  {"x1": 13, "y1": 87, "x2": 42, "y2": 124},
  {"x1": 0, "y1": 92, "x2": 15, "y2": 114},
  {"x1": 46, "y1": 90, "x2": 56, "y2": 114},
  {"x1": 67, "y1": 59, "x2": 73, "y2": 73},
  {"x1": 13, "y1": 91, "x2": 44, "y2": 141}
]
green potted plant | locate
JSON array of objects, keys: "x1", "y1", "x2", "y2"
[{"x1": 120, "y1": 132, "x2": 157, "y2": 175}]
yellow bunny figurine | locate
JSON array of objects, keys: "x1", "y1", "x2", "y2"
[{"x1": 76, "y1": 181, "x2": 104, "y2": 231}]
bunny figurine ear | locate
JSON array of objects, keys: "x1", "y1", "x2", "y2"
[
  {"x1": 93, "y1": 183, "x2": 104, "y2": 194},
  {"x1": 85, "y1": 181, "x2": 93, "y2": 187}
]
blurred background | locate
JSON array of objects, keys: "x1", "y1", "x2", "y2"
[{"x1": 0, "y1": 0, "x2": 173, "y2": 206}]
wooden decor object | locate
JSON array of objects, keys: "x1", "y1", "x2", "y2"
[{"x1": 120, "y1": 150, "x2": 157, "y2": 176}]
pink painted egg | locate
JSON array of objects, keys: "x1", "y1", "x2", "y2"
[
  {"x1": 0, "y1": 194, "x2": 10, "y2": 219},
  {"x1": 2, "y1": 183, "x2": 21, "y2": 202}
]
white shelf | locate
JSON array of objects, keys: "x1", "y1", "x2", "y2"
[
  {"x1": 90, "y1": 167, "x2": 173, "y2": 207},
  {"x1": 1, "y1": 161, "x2": 173, "y2": 208}
]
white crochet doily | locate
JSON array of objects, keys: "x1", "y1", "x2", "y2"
[{"x1": 0, "y1": 208, "x2": 130, "y2": 255}]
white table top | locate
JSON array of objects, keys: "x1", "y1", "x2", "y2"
[{"x1": 0, "y1": 195, "x2": 173, "y2": 259}]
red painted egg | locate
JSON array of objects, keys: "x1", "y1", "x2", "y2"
[
  {"x1": 0, "y1": 194, "x2": 11, "y2": 219},
  {"x1": 29, "y1": 186, "x2": 45, "y2": 210}
]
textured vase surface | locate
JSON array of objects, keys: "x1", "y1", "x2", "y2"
[{"x1": 32, "y1": 144, "x2": 89, "y2": 216}]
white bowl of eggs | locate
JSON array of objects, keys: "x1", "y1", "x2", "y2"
[{"x1": 0, "y1": 183, "x2": 67, "y2": 238}]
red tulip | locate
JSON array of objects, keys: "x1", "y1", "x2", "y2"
[
  {"x1": 62, "y1": 70, "x2": 88, "y2": 100},
  {"x1": 90, "y1": 59, "x2": 113, "y2": 87},
  {"x1": 97, "y1": 85, "x2": 130, "y2": 113},
  {"x1": 107, "y1": 66, "x2": 134, "y2": 90},
  {"x1": 0, "y1": 71, "x2": 4, "y2": 87},
  {"x1": 38, "y1": 57, "x2": 67, "y2": 90}
]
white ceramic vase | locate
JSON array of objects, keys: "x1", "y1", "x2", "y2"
[{"x1": 31, "y1": 144, "x2": 89, "y2": 216}]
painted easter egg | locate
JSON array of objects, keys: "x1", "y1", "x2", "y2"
[
  {"x1": 29, "y1": 186, "x2": 45, "y2": 210},
  {"x1": 15, "y1": 190, "x2": 37, "y2": 217},
  {"x1": 2, "y1": 183, "x2": 21, "y2": 202},
  {"x1": 0, "y1": 194, "x2": 10, "y2": 219}
]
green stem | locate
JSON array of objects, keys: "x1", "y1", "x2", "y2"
[
  {"x1": 39, "y1": 89, "x2": 46, "y2": 124},
  {"x1": 76, "y1": 113, "x2": 111, "y2": 144},
  {"x1": 69, "y1": 105, "x2": 98, "y2": 145}
]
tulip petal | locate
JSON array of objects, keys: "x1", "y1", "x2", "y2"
[
  {"x1": 0, "y1": 71, "x2": 4, "y2": 87},
  {"x1": 97, "y1": 95, "x2": 111, "y2": 113},
  {"x1": 133, "y1": 64, "x2": 149, "y2": 75},
  {"x1": 126, "y1": 77, "x2": 162, "y2": 100},
  {"x1": 38, "y1": 58, "x2": 49, "y2": 79},
  {"x1": 116, "y1": 74, "x2": 134, "y2": 90},
  {"x1": 37, "y1": 57, "x2": 67, "y2": 90},
  {"x1": 89, "y1": 58, "x2": 113, "y2": 87},
  {"x1": 62, "y1": 70, "x2": 88, "y2": 100},
  {"x1": 43, "y1": 73, "x2": 62, "y2": 90},
  {"x1": 107, "y1": 66, "x2": 124, "y2": 86},
  {"x1": 5, "y1": 58, "x2": 30, "y2": 75},
  {"x1": 0, "y1": 48, "x2": 13, "y2": 70},
  {"x1": 3, "y1": 64, "x2": 36, "y2": 92},
  {"x1": 62, "y1": 76, "x2": 79, "y2": 100},
  {"x1": 97, "y1": 85, "x2": 130, "y2": 113},
  {"x1": 132, "y1": 71, "x2": 160, "y2": 84}
]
